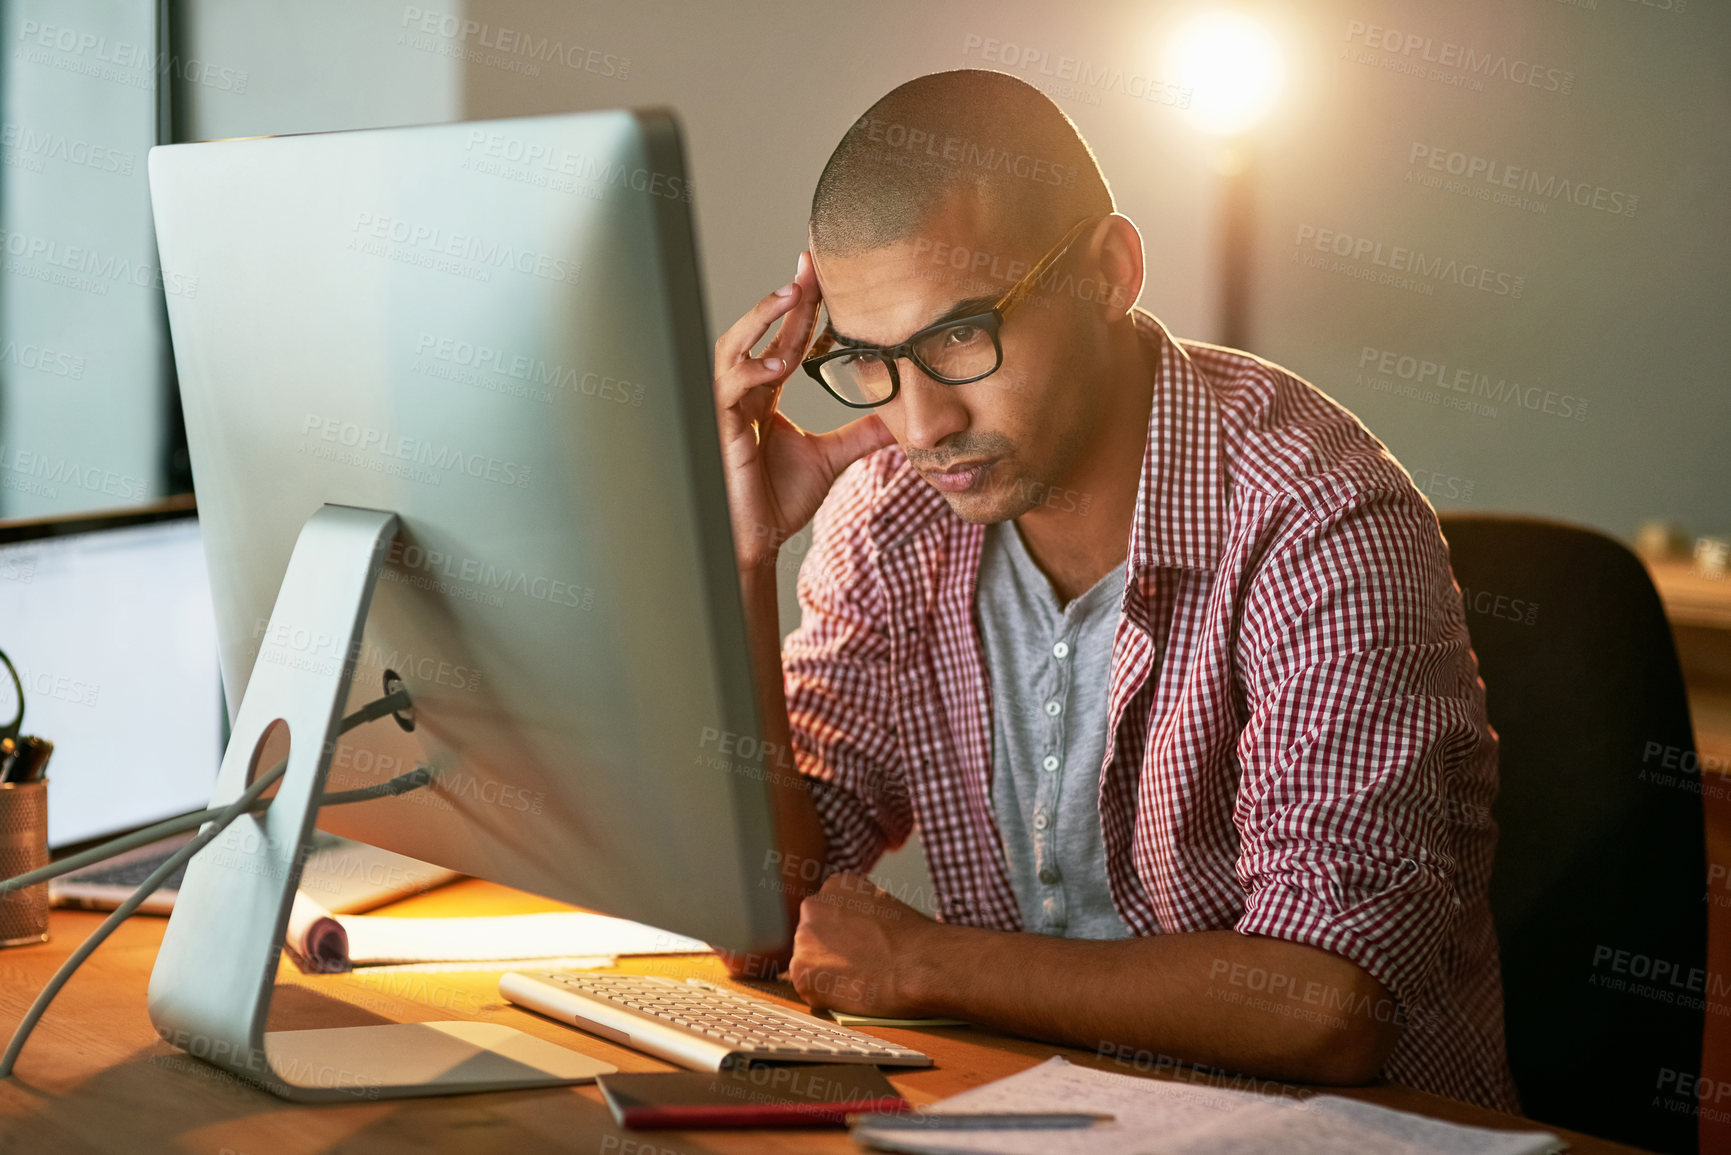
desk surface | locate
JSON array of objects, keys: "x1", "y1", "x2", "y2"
[
  {"x1": 1647, "y1": 557, "x2": 1731, "y2": 633},
  {"x1": 0, "y1": 880, "x2": 1641, "y2": 1154}
]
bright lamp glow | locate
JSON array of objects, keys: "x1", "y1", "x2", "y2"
[{"x1": 1165, "y1": 11, "x2": 1285, "y2": 136}]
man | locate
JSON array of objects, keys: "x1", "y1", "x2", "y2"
[{"x1": 712, "y1": 69, "x2": 1516, "y2": 1111}]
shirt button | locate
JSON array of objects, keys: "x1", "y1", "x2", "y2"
[
  {"x1": 1042, "y1": 755, "x2": 1060, "y2": 772},
  {"x1": 1033, "y1": 811, "x2": 1049, "y2": 831},
  {"x1": 1044, "y1": 700, "x2": 1062, "y2": 716},
  {"x1": 1039, "y1": 866, "x2": 1060, "y2": 884},
  {"x1": 1052, "y1": 641, "x2": 1070, "y2": 659}
]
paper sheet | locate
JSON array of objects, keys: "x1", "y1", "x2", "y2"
[
  {"x1": 284, "y1": 890, "x2": 710, "y2": 970},
  {"x1": 851, "y1": 1057, "x2": 1564, "y2": 1155}
]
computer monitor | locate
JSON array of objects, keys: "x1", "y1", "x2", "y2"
[
  {"x1": 0, "y1": 502, "x2": 223, "y2": 849},
  {"x1": 144, "y1": 109, "x2": 781, "y2": 1099}
]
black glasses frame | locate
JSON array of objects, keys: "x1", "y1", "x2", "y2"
[{"x1": 801, "y1": 215, "x2": 1100, "y2": 410}]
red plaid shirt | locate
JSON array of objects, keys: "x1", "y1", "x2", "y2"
[{"x1": 783, "y1": 311, "x2": 1517, "y2": 1111}]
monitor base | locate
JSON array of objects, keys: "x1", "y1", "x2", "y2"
[
  {"x1": 261, "y1": 1021, "x2": 614, "y2": 1102},
  {"x1": 146, "y1": 504, "x2": 610, "y2": 1101}
]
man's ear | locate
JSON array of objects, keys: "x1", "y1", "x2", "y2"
[{"x1": 1092, "y1": 213, "x2": 1145, "y2": 320}]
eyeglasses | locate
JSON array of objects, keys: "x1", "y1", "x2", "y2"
[{"x1": 801, "y1": 215, "x2": 1100, "y2": 409}]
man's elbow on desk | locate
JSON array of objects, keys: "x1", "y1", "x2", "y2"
[
  {"x1": 1078, "y1": 935, "x2": 1404, "y2": 1087},
  {"x1": 1234, "y1": 950, "x2": 1406, "y2": 1087}
]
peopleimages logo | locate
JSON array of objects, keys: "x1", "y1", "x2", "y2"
[
  {"x1": 0, "y1": 122, "x2": 134, "y2": 176},
  {"x1": 399, "y1": 6, "x2": 630, "y2": 79},
  {"x1": 247, "y1": 616, "x2": 484, "y2": 694},
  {"x1": 0, "y1": 227, "x2": 199, "y2": 297},
  {"x1": 298, "y1": 414, "x2": 533, "y2": 490},
  {"x1": 1358, "y1": 346, "x2": 1587, "y2": 420},
  {"x1": 0, "y1": 444, "x2": 146, "y2": 501},
  {"x1": 348, "y1": 212, "x2": 581, "y2": 286},
  {"x1": 960, "y1": 34, "x2": 1191, "y2": 108},
  {"x1": 853, "y1": 115, "x2": 1078, "y2": 188},
  {"x1": 414, "y1": 333, "x2": 645, "y2": 406},
  {"x1": 14, "y1": 20, "x2": 249, "y2": 93},
  {"x1": 1409, "y1": 469, "x2": 1476, "y2": 504},
  {"x1": 461, "y1": 130, "x2": 693, "y2": 203},
  {"x1": 1459, "y1": 585, "x2": 1539, "y2": 626},
  {"x1": 384, "y1": 540, "x2": 596, "y2": 612},
  {"x1": 1343, "y1": 20, "x2": 1575, "y2": 95},
  {"x1": 1294, "y1": 225, "x2": 1525, "y2": 298},
  {"x1": 1407, "y1": 143, "x2": 1638, "y2": 218},
  {"x1": 0, "y1": 339, "x2": 85, "y2": 380},
  {"x1": 11, "y1": 660, "x2": 99, "y2": 708}
]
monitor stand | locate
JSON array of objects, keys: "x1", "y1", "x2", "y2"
[{"x1": 146, "y1": 504, "x2": 613, "y2": 1101}]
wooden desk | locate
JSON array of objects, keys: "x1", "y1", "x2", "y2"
[
  {"x1": 1647, "y1": 557, "x2": 1731, "y2": 771},
  {"x1": 0, "y1": 881, "x2": 1640, "y2": 1154}
]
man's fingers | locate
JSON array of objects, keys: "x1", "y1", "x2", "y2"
[
  {"x1": 714, "y1": 351, "x2": 793, "y2": 413},
  {"x1": 714, "y1": 250, "x2": 819, "y2": 370},
  {"x1": 715, "y1": 279, "x2": 804, "y2": 369},
  {"x1": 764, "y1": 252, "x2": 824, "y2": 367}
]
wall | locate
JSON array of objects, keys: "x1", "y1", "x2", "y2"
[
  {"x1": 174, "y1": 0, "x2": 460, "y2": 140},
  {"x1": 1247, "y1": 0, "x2": 1730, "y2": 540}
]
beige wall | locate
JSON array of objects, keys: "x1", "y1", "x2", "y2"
[
  {"x1": 1247, "y1": 0, "x2": 1730, "y2": 540},
  {"x1": 176, "y1": 0, "x2": 461, "y2": 139}
]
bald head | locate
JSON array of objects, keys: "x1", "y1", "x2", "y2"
[{"x1": 809, "y1": 70, "x2": 1113, "y2": 258}]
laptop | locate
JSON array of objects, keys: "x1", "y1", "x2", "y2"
[{"x1": 0, "y1": 500, "x2": 457, "y2": 914}]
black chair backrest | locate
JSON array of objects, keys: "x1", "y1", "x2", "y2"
[{"x1": 1440, "y1": 514, "x2": 1705, "y2": 1154}]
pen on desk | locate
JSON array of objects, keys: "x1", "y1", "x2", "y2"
[{"x1": 848, "y1": 1112, "x2": 1115, "y2": 1130}]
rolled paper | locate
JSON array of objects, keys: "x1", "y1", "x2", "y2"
[{"x1": 285, "y1": 890, "x2": 350, "y2": 973}]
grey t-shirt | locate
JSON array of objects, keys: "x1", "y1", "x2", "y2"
[{"x1": 975, "y1": 520, "x2": 1133, "y2": 940}]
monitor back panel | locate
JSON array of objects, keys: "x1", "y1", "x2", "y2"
[{"x1": 147, "y1": 111, "x2": 780, "y2": 951}]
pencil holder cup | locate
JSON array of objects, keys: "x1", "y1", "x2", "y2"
[{"x1": 0, "y1": 779, "x2": 49, "y2": 946}]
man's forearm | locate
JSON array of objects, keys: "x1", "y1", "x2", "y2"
[
  {"x1": 905, "y1": 925, "x2": 1402, "y2": 1085},
  {"x1": 737, "y1": 564, "x2": 829, "y2": 927}
]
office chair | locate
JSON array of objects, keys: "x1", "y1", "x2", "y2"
[{"x1": 1439, "y1": 514, "x2": 1706, "y2": 1155}]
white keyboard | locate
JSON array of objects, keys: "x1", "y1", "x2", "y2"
[{"x1": 499, "y1": 971, "x2": 932, "y2": 1072}]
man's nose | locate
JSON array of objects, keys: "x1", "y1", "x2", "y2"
[{"x1": 893, "y1": 361, "x2": 969, "y2": 451}]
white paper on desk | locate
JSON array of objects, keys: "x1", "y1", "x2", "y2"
[
  {"x1": 851, "y1": 1057, "x2": 1564, "y2": 1155},
  {"x1": 283, "y1": 891, "x2": 710, "y2": 969}
]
